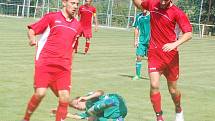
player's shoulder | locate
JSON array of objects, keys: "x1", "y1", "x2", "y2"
[
  {"x1": 171, "y1": 5, "x2": 185, "y2": 14},
  {"x1": 135, "y1": 13, "x2": 142, "y2": 18},
  {"x1": 171, "y1": 5, "x2": 188, "y2": 18}
]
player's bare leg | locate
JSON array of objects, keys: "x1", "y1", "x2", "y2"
[
  {"x1": 167, "y1": 81, "x2": 184, "y2": 121},
  {"x1": 22, "y1": 88, "x2": 47, "y2": 121},
  {"x1": 149, "y1": 72, "x2": 164, "y2": 121}
]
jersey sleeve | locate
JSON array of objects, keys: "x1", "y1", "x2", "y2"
[
  {"x1": 132, "y1": 15, "x2": 139, "y2": 28},
  {"x1": 27, "y1": 13, "x2": 50, "y2": 35},
  {"x1": 175, "y1": 11, "x2": 192, "y2": 33},
  {"x1": 84, "y1": 97, "x2": 116, "y2": 116}
]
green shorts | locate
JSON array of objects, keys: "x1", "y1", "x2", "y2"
[{"x1": 136, "y1": 43, "x2": 148, "y2": 57}]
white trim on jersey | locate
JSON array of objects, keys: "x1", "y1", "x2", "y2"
[
  {"x1": 151, "y1": 11, "x2": 171, "y2": 21},
  {"x1": 36, "y1": 27, "x2": 50, "y2": 60},
  {"x1": 51, "y1": 25, "x2": 77, "y2": 33}
]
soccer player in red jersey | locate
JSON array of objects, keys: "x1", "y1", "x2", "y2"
[
  {"x1": 21, "y1": 0, "x2": 81, "y2": 121},
  {"x1": 73, "y1": 0, "x2": 98, "y2": 54},
  {"x1": 132, "y1": 0, "x2": 192, "y2": 121}
]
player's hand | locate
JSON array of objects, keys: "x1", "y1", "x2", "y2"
[
  {"x1": 162, "y1": 42, "x2": 177, "y2": 52},
  {"x1": 67, "y1": 113, "x2": 82, "y2": 119},
  {"x1": 78, "y1": 96, "x2": 88, "y2": 102},
  {"x1": 94, "y1": 26, "x2": 98, "y2": 32},
  {"x1": 29, "y1": 40, "x2": 36, "y2": 46}
]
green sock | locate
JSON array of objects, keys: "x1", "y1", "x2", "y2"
[{"x1": 136, "y1": 61, "x2": 142, "y2": 77}]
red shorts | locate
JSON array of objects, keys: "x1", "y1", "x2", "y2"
[
  {"x1": 34, "y1": 64, "x2": 71, "y2": 95},
  {"x1": 80, "y1": 28, "x2": 92, "y2": 38},
  {"x1": 148, "y1": 48, "x2": 179, "y2": 81}
]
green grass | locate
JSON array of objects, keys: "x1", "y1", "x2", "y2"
[{"x1": 0, "y1": 16, "x2": 215, "y2": 121}]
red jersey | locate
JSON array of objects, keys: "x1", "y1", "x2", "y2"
[
  {"x1": 28, "y1": 11, "x2": 81, "y2": 70},
  {"x1": 78, "y1": 5, "x2": 96, "y2": 29},
  {"x1": 141, "y1": 0, "x2": 192, "y2": 49}
]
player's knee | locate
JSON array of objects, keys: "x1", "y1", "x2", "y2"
[
  {"x1": 136, "y1": 56, "x2": 142, "y2": 61},
  {"x1": 169, "y1": 88, "x2": 177, "y2": 96},
  {"x1": 34, "y1": 92, "x2": 46, "y2": 99},
  {"x1": 58, "y1": 92, "x2": 70, "y2": 102},
  {"x1": 150, "y1": 84, "x2": 160, "y2": 94},
  {"x1": 150, "y1": 81, "x2": 159, "y2": 89}
]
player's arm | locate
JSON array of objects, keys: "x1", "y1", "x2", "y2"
[
  {"x1": 86, "y1": 98, "x2": 116, "y2": 116},
  {"x1": 93, "y1": 13, "x2": 98, "y2": 32},
  {"x1": 134, "y1": 28, "x2": 139, "y2": 47},
  {"x1": 163, "y1": 11, "x2": 192, "y2": 52},
  {"x1": 28, "y1": 29, "x2": 36, "y2": 46},
  {"x1": 78, "y1": 90, "x2": 104, "y2": 101},
  {"x1": 162, "y1": 32, "x2": 192, "y2": 52},
  {"x1": 133, "y1": 15, "x2": 139, "y2": 48},
  {"x1": 133, "y1": 0, "x2": 143, "y2": 9},
  {"x1": 27, "y1": 13, "x2": 50, "y2": 47}
]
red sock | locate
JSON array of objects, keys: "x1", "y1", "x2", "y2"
[
  {"x1": 172, "y1": 93, "x2": 182, "y2": 113},
  {"x1": 23, "y1": 95, "x2": 41, "y2": 121},
  {"x1": 85, "y1": 41, "x2": 90, "y2": 53},
  {"x1": 56, "y1": 101, "x2": 69, "y2": 121},
  {"x1": 150, "y1": 92, "x2": 162, "y2": 114},
  {"x1": 74, "y1": 40, "x2": 79, "y2": 53}
]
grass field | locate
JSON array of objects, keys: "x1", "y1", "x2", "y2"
[{"x1": 0, "y1": 16, "x2": 215, "y2": 121}]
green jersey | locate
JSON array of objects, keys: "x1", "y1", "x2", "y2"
[
  {"x1": 80, "y1": 93, "x2": 127, "y2": 120},
  {"x1": 133, "y1": 12, "x2": 150, "y2": 44}
]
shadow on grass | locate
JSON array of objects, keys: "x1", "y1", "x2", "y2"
[
  {"x1": 119, "y1": 74, "x2": 149, "y2": 80},
  {"x1": 75, "y1": 52, "x2": 86, "y2": 55}
]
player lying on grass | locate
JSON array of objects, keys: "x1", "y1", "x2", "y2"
[{"x1": 51, "y1": 90, "x2": 127, "y2": 121}]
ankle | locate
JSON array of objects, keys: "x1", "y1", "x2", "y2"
[{"x1": 176, "y1": 107, "x2": 182, "y2": 113}]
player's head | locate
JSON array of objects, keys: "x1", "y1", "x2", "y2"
[
  {"x1": 62, "y1": 0, "x2": 79, "y2": 18},
  {"x1": 159, "y1": 0, "x2": 172, "y2": 9},
  {"x1": 70, "y1": 97, "x2": 86, "y2": 111},
  {"x1": 84, "y1": 0, "x2": 92, "y2": 5}
]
